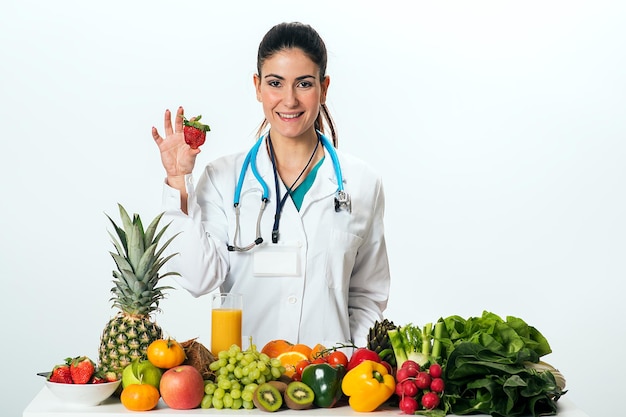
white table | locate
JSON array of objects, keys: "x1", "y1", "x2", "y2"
[{"x1": 24, "y1": 386, "x2": 591, "y2": 416}]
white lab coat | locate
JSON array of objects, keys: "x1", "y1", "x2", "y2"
[{"x1": 160, "y1": 142, "x2": 390, "y2": 349}]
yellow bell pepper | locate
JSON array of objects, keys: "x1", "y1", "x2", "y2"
[{"x1": 341, "y1": 359, "x2": 396, "y2": 412}]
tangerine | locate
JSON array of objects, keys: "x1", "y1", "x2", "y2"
[
  {"x1": 260, "y1": 339, "x2": 293, "y2": 358},
  {"x1": 147, "y1": 338, "x2": 186, "y2": 369},
  {"x1": 121, "y1": 383, "x2": 160, "y2": 411},
  {"x1": 277, "y1": 351, "x2": 309, "y2": 378},
  {"x1": 309, "y1": 343, "x2": 327, "y2": 361},
  {"x1": 291, "y1": 343, "x2": 313, "y2": 359}
]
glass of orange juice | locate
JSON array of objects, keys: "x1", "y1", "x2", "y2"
[{"x1": 211, "y1": 293, "x2": 243, "y2": 355}]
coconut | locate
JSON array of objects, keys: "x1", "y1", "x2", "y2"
[{"x1": 181, "y1": 338, "x2": 216, "y2": 380}]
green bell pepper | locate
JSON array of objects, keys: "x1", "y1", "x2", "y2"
[{"x1": 301, "y1": 363, "x2": 346, "y2": 408}]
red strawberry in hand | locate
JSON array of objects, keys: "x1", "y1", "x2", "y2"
[
  {"x1": 183, "y1": 114, "x2": 211, "y2": 149},
  {"x1": 49, "y1": 363, "x2": 73, "y2": 384},
  {"x1": 69, "y1": 356, "x2": 95, "y2": 384}
]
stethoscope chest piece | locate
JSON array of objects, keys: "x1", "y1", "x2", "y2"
[{"x1": 335, "y1": 190, "x2": 351, "y2": 212}]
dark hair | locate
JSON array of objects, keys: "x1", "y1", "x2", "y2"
[{"x1": 256, "y1": 22, "x2": 338, "y2": 147}]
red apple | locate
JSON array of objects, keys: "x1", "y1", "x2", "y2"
[{"x1": 159, "y1": 365, "x2": 204, "y2": 410}]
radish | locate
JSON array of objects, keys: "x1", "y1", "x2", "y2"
[
  {"x1": 428, "y1": 363, "x2": 442, "y2": 378},
  {"x1": 399, "y1": 396, "x2": 418, "y2": 414},
  {"x1": 402, "y1": 380, "x2": 418, "y2": 397},
  {"x1": 430, "y1": 377, "x2": 445, "y2": 393},
  {"x1": 415, "y1": 371, "x2": 432, "y2": 390},
  {"x1": 421, "y1": 392, "x2": 440, "y2": 409},
  {"x1": 395, "y1": 367, "x2": 411, "y2": 382},
  {"x1": 402, "y1": 360, "x2": 420, "y2": 372}
]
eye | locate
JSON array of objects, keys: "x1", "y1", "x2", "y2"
[
  {"x1": 267, "y1": 79, "x2": 281, "y2": 88},
  {"x1": 297, "y1": 80, "x2": 314, "y2": 88}
]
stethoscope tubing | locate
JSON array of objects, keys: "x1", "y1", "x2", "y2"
[
  {"x1": 234, "y1": 137, "x2": 269, "y2": 205},
  {"x1": 228, "y1": 130, "x2": 346, "y2": 251},
  {"x1": 233, "y1": 131, "x2": 342, "y2": 206}
]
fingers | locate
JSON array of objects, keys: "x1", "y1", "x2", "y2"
[
  {"x1": 151, "y1": 126, "x2": 162, "y2": 144},
  {"x1": 164, "y1": 109, "x2": 173, "y2": 136},
  {"x1": 164, "y1": 106, "x2": 184, "y2": 137},
  {"x1": 174, "y1": 106, "x2": 184, "y2": 133}
]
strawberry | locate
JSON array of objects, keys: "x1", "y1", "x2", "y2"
[
  {"x1": 90, "y1": 369, "x2": 118, "y2": 384},
  {"x1": 49, "y1": 363, "x2": 73, "y2": 384},
  {"x1": 183, "y1": 114, "x2": 211, "y2": 149},
  {"x1": 103, "y1": 371, "x2": 118, "y2": 382},
  {"x1": 90, "y1": 375, "x2": 106, "y2": 384},
  {"x1": 69, "y1": 356, "x2": 96, "y2": 384}
]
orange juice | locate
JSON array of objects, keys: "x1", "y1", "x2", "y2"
[{"x1": 211, "y1": 308, "x2": 242, "y2": 355}]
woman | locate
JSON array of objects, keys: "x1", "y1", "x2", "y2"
[{"x1": 152, "y1": 22, "x2": 390, "y2": 349}]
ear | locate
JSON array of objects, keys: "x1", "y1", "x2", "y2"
[
  {"x1": 320, "y1": 75, "x2": 330, "y2": 104},
  {"x1": 253, "y1": 74, "x2": 262, "y2": 102}
]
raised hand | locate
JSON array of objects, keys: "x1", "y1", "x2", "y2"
[{"x1": 152, "y1": 106, "x2": 201, "y2": 179}]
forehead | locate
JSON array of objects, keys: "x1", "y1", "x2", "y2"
[{"x1": 260, "y1": 48, "x2": 319, "y2": 77}]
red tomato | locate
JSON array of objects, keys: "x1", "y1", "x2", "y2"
[
  {"x1": 310, "y1": 357, "x2": 327, "y2": 365},
  {"x1": 327, "y1": 351, "x2": 348, "y2": 368},
  {"x1": 295, "y1": 359, "x2": 310, "y2": 376}
]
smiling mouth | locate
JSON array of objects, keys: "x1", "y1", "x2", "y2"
[{"x1": 277, "y1": 112, "x2": 303, "y2": 119}]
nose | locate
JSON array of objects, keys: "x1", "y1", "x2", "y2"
[{"x1": 283, "y1": 87, "x2": 299, "y2": 107}]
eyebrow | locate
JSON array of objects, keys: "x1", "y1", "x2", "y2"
[{"x1": 264, "y1": 74, "x2": 317, "y2": 81}]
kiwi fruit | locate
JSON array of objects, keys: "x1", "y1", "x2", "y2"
[
  {"x1": 284, "y1": 381, "x2": 315, "y2": 410},
  {"x1": 267, "y1": 380, "x2": 288, "y2": 394},
  {"x1": 277, "y1": 373, "x2": 293, "y2": 385},
  {"x1": 253, "y1": 382, "x2": 283, "y2": 412}
]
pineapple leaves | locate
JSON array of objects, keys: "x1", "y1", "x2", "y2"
[
  {"x1": 135, "y1": 243, "x2": 158, "y2": 281},
  {"x1": 106, "y1": 218, "x2": 127, "y2": 257},
  {"x1": 144, "y1": 211, "x2": 165, "y2": 249},
  {"x1": 127, "y1": 215, "x2": 145, "y2": 270},
  {"x1": 105, "y1": 204, "x2": 181, "y2": 316}
]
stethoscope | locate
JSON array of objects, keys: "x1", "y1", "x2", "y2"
[{"x1": 227, "y1": 131, "x2": 351, "y2": 252}]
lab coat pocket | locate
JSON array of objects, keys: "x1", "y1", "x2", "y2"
[{"x1": 324, "y1": 229, "x2": 363, "y2": 289}]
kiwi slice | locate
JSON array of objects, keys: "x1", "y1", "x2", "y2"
[
  {"x1": 253, "y1": 382, "x2": 283, "y2": 412},
  {"x1": 284, "y1": 381, "x2": 315, "y2": 410}
]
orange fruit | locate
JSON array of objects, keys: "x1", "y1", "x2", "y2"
[
  {"x1": 121, "y1": 384, "x2": 160, "y2": 411},
  {"x1": 309, "y1": 343, "x2": 327, "y2": 361},
  {"x1": 291, "y1": 343, "x2": 313, "y2": 359},
  {"x1": 147, "y1": 338, "x2": 186, "y2": 369},
  {"x1": 261, "y1": 339, "x2": 293, "y2": 358},
  {"x1": 277, "y1": 351, "x2": 309, "y2": 378}
]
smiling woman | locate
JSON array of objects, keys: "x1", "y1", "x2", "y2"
[{"x1": 151, "y1": 21, "x2": 391, "y2": 352}]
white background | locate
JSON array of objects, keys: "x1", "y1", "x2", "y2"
[{"x1": 1, "y1": 1, "x2": 624, "y2": 416}]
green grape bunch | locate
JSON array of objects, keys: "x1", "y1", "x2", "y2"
[{"x1": 202, "y1": 342, "x2": 286, "y2": 409}]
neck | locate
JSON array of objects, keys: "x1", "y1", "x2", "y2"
[{"x1": 267, "y1": 130, "x2": 322, "y2": 189}]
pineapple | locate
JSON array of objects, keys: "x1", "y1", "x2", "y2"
[{"x1": 98, "y1": 204, "x2": 180, "y2": 379}]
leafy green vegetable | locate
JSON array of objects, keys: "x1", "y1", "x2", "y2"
[{"x1": 437, "y1": 311, "x2": 565, "y2": 417}]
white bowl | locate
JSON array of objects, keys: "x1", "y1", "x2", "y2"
[{"x1": 45, "y1": 380, "x2": 121, "y2": 406}]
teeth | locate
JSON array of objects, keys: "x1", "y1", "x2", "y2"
[{"x1": 278, "y1": 113, "x2": 301, "y2": 119}]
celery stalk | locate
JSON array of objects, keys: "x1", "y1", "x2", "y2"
[
  {"x1": 431, "y1": 320, "x2": 443, "y2": 361},
  {"x1": 422, "y1": 323, "x2": 433, "y2": 357}
]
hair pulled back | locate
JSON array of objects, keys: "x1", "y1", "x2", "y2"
[{"x1": 256, "y1": 22, "x2": 338, "y2": 147}]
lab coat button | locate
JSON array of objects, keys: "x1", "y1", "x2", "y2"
[{"x1": 287, "y1": 296, "x2": 297, "y2": 304}]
